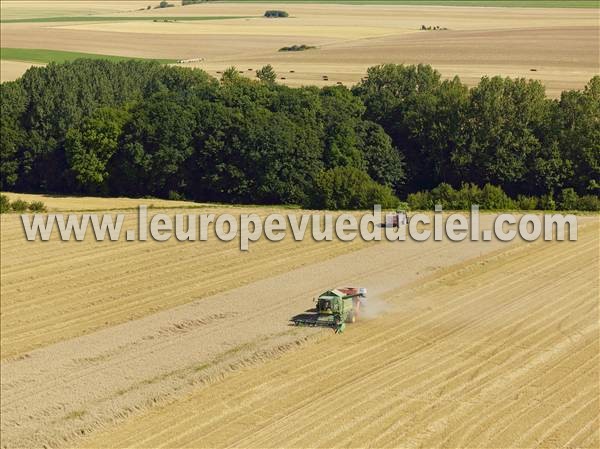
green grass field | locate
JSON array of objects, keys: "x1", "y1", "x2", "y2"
[
  {"x1": 0, "y1": 48, "x2": 177, "y2": 64},
  {"x1": 1, "y1": 15, "x2": 251, "y2": 24},
  {"x1": 222, "y1": 0, "x2": 598, "y2": 6}
]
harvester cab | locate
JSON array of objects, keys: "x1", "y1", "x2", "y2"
[{"x1": 292, "y1": 287, "x2": 367, "y2": 333}]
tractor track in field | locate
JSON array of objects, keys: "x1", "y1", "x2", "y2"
[
  {"x1": 0, "y1": 213, "x2": 531, "y2": 449},
  {"x1": 80, "y1": 220, "x2": 598, "y2": 449}
]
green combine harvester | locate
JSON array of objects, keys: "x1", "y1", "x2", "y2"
[{"x1": 292, "y1": 287, "x2": 367, "y2": 333}]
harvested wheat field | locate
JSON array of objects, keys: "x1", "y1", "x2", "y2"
[
  {"x1": 80, "y1": 218, "x2": 600, "y2": 449},
  {"x1": 0, "y1": 59, "x2": 42, "y2": 81},
  {"x1": 0, "y1": 199, "x2": 373, "y2": 359},
  {"x1": 0, "y1": 0, "x2": 151, "y2": 20},
  {"x1": 1, "y1": 192, "x2": 598, "y2": 448},
  {"x1": 1, "y1": 2, "x2": 598, "y2": 95}
]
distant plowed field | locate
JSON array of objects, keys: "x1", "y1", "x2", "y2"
[{"x1": 82, "y1": 221, "x2": 599, "y2": 449}]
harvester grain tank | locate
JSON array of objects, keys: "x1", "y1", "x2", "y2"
[{"x1": 292, "y1": 287, "x2": 367, "y2": 333}]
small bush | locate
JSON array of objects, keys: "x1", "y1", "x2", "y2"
[
  {"x1": 0, "y1": 196, "x2": 41, "y2": 213},
  {"x1": 429, "y1": 183, "x2": 456, "y2": 208},
  {"x1": 406, "y1": 191, "x2": 433, "y2": 210},
  {"x1": 366, "y1": 184, "x2": 400, "y2": 210},
  {"x1": 28, "y1": 201, "x2": 47, "y2": 212},
  {"x1": 10, "y1": 199, "x2": 29, "y2": 213},
  {"x1": 479, "y1": 184, "x2": 515, "y2": 210},
  {"x1": 157, "y1": 1, "x2": 175, "y2": 8},
  {"x1": 576, "y1": 195, "x2": 600, "y2": 211},
  {"x1": 516, "y1": 195, "x2": 538, "y2": 210},
  {"x1": 538, "y1": 194, "x2": 556, "y2": 211},
  {"x1": 279, "y1": 44, "x2": 316, "y2": 52},
  {"x1": 396, "y1": 201, "x2": 409, "y2": 211},
  {"x1": 264, "y1": 10, "x2": 289, "y2": 18},
  {"x1": 0, "y1": 194, "x2": 10, "y2": 213},
  {"x1": 558, "y1": 188, "x2": 579, "y2": 210}
]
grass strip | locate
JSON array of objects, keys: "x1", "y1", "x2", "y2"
[{"x1": 0, "y1": 48, "x2": 178, "y2": 64}]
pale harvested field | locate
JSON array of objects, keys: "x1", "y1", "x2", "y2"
[
  {"x1": 0, "y1": 202, "x2": 371, "y2": 359},
  {"x1": 1, "y1": 192, "x2": 598, "y2": 448},
  {"x1": 81, "y1": 219, "x2": 600, "y2": 449},
  {"x1": 0, "y1": 0, "x2": 150, "y2": 20},
  {"x1": 1, "y1": 2, "x2": 598, "y2": 96},
  {"x1": 0, "y1": 59, "x2": 41, "y2": 81}
]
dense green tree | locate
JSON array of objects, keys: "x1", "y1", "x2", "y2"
[
  {"x1": 187, "y1": 99, "x2": 323, "y2": 204},
  {"x1": 353, "y1": 63, "x2": 441, "y2": 126},
  {"x1": 12, "y1": 60, "x2": 206, "y2": 191},
  {"x1": 109, "y1": 92, "x2": 195, "y2": 196},
  {"x1": 356, "y1": 121, "x2": 405, "y2": 189},
  {"x1": 353, "y1": 65, "x2": 466, "y2": 190},
  {"x1": 401, "y1": 76, "x2": 469, "y2": 189},
  {"x1": 218, "y1": 69, "x2": 275, "y2": 110},
  {"x1": 556, "y1": 76, "x2": 600, "y2": 195},
  {"x1": 319, "y1": 86, "x2": 366, "y2": 169},
  {"x1": 453, "y1": 77, "x2": 555, "y2": 194},
  {"x1": 65, "y1": 107, "x2": 130, "y2": 193},
  {"x1": 0, "y1": 82, "x2": 26, "y2": 189},
  {"x1": 256, "y1": 65, "x2": 277, "y2": 84}
]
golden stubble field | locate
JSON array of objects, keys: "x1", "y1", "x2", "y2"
[
  {"x1": 83, "y1": 221, "x2": 600, "y2": 449},
  {"x1": 0, "y1": 194, "x2": 598, "y2": 448},
  {"x1": 1, "y1": 1, "x2": 598, "y2": 96},
  {"x1": 82, "y1": 221, "x2": 600, "y2": 448},
  {"x1": 0, "y1": 195, "x2": 373, "y2": 359}
]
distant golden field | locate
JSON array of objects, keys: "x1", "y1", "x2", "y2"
[{"x1": 1, "y1": 1, "x2": 598, "y2": 95}]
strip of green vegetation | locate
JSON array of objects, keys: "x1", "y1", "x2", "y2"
[
  {"x1": 0, "y1": 195, "x2": 46, "y2": 214},
  {"x1": 279, "y1": 44, "x2": 317, "y2": 52},
  {"x1": 1, "y1": 15, "x2": 251, "y2": 24},
  {"x1": 222, "y1": 0, "x2": 598, "y2": 7},
  {"x1": 0, "y1": 48, "x2": 177, "y2": 64}
]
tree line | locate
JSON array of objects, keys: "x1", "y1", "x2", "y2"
[{"x1": 0, "y1": 60, "x2": 598, "y2": 210}]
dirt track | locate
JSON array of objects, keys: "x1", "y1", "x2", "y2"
[{"x1": 80, "y1": 219, "x2": 599, "y2": 449}]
